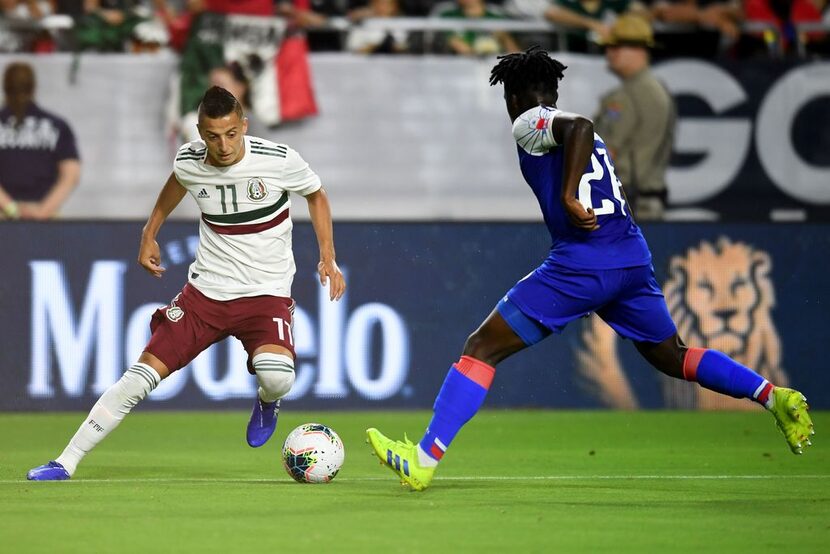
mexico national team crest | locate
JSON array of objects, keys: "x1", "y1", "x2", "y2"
[
  {"x1": 574, "y1": 237, "x2": 786, "y2": 410},
  {"x1": 166, "y1": 293, "x2": 184, "y2": 322},
  {"x1": 247, "y1": 178, "x2": 268, "y2": 202}
]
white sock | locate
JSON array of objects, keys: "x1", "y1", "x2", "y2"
[
  {"x1": 416, "y1": 445, "x2": 439, "y2": 468},
  {"x1": 55, "y1": 363, "x2": 160, "y2": 476},
  {"x1": 253, "y1": 352, "x2": 295, "y2": 403}
]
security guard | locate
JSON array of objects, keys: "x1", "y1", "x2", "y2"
[{"x1": 594, "y1": 14, "x2": 675, "y2": 221}]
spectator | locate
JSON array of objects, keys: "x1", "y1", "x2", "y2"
[
  {"x1": 152, "y1": 0, "x2": 204, "y2": 51},
  {"x1": 593, "y1": 14, "x2": 675, "y2": 220},
  {"x1": 742, "y1": 0, "x2": 827, "y2": 56},
  {"x1": 276, "y1": 0, "x2": 339, "y2": 50},
  {"x1": 544, "y1": 0, "x2": 644, "y2": 52},
  {"x1": 346, "y1": 0, "x2": 409, "y2": 53},
  {"x1": 2, "y1": 0, "x2": 50, "y2": 19},
  {"x1": 503, "y1": 0, "x2": 561, "y2": 50},
  {"x1": 72, "y1": 0, "x2": 148, "y2": 52},
  {"x1": 1, "y1": 0, "x2": 54, "y2": 52},
  {"x1": 651, "y1": 0, "x2": 743, "y2": 56},
  {"x1": 437, "y1": 0, "x2": 521, "y2": 55},
  {"x1": 0, "y1": 62, "x2": 80, "y2": 220}
]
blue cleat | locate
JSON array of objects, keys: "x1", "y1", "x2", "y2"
[
  {"x1": 27, "y1": 461, "x2": 70, "y2": 481},
  {"x1": 246, "y1": 398, "x2": 280, "y2": 447}
]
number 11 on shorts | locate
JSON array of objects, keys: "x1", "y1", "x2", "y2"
[{"x1": 273, "y1": 317, "x2": 294, "y2": 346}]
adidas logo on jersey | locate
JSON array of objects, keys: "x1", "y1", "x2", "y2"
[{"x1": 197, "y1": 188, "x2": 210, "y2": 199}]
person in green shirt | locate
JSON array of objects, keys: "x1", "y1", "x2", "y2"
[
  {"x1": 438, "y1": 0, "x2": 521, "y2": 55},
  {"x1": 544, "y1": 0, "x2": 643, "y2": 52}
]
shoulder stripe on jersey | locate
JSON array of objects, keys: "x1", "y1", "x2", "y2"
[
  {"x1": 251, "y1": 144, "x2": 286, "y2": 152},
  {"x1": 250, "y1": 149, "x2": 287, "y2": 158},
  {"x1": 202, "y1": 191, "x2": 288, "y2": 224},
  {"x1": 176, "y1": 155, "x2": 204, "y2": 161},
  {"x1": 202, "y1": 208, "x2": 289, "y2": 235},
  {"x1": 249, "y1": 140, "x2": 283, "y2": 147}
]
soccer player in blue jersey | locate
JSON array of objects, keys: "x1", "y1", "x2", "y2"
[{"x1": 366, "y1": 47, "x2": 815, "y2": 491}]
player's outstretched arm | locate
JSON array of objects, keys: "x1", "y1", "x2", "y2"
[
  {"x1": 552, "y1": 112, "x2": 599, "y2": 231},
  {"x1": 138, "y1": 172, "x2": 187, "y2": 278},
  {"x1": 305, "y1": 187, "x2": 345, "y2": 301}
]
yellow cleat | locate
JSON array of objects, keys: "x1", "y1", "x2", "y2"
[
  {"x1": 769, "y1": 388, "x2": 814, "y2": 454},
  {"x1": 366, "y1": 428, "x2": 436, "y2": 491}
]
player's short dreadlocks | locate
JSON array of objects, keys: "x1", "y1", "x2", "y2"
[{"x1": 489, "y1": 46, "x2": 567, "y2": 98}]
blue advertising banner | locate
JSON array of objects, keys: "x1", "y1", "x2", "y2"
[{"x1": 0, "y1": 221, "x2": 827, "y2": 411}]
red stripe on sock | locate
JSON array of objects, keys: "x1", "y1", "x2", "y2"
[
  {"x1": 455, "y1": 356, "x2": 495, "y2": 390},
  {"x1": 682, "y1": 348, "x2": 707, "y2": 381},
  {"x1": 429, "y1": 443, "x2": 445, "y2": 460},
  {"x1": 757, "y1": 382, "x2": 774, "y2": 405}
]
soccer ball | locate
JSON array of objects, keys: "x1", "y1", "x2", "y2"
[{"x1": 282, "y1": 423, "x2": 345, "y2": 484}]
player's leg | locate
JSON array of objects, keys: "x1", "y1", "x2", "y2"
[
  {"x1": 635, "y1": 335, "x2": 814, "y2": 453},
  {"x1": 599, "y1": 264, "x2": 813, "y2": 453},
  {"x1": 27, "y1": 287, "x2": 216, "y2": 480},
  {"x1": 408, "y1": 267, "x2": 604, "y2": 471},
  {"x1": 368, "y1": 264, "x2": 614, "y2": 489},
  {"x1": 416, "y1": 303, "x2": 530, "y2": 461},
  {"x1": 634, "y1": 334, "x2": 774, "y2": 400},
  {"x1": 367, "y1": 303, "x2": 530, "y2": 490},
  {"x1": 245, "y1": 345, "x2": 295, "y2": 447},
  {"x1": 27, "y1": 352, "x2": 169, "y2": 481},
  {"x1": 234, "y1": 295, "x2": 297, "y2": 447}
]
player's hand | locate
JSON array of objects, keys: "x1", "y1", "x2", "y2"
[
  {"x1": 18, "y1": 202, "x2": 50, "y2": 220},
  {"x1": 318, "y1": 259, "x2": 346, "y2": 301},
  {"x1": 563, "y1": 197, "x2": 599, "y2": 231},
  {"x1": 138, "y1": 237, "x2": 165, "y2": 278}
]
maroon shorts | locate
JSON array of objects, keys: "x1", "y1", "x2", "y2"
[{"x1": 145, "y1": 283, "x2": 296, "y2": 374}]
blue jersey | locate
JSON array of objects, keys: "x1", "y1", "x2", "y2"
[{"x1": 512, "y1": 105, "x2": 651, "y2": 270}]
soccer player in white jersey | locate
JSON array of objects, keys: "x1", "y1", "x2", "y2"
[{"x1": 27, "y1": 86, "x2": 346, "y2": 480}]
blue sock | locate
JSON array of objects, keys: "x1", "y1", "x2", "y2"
[
  {"x1": 683, "y1": 348, "x2": 774, "y2": 407},
  {"x1": 419, "y1": 356, "x2": 495, "y2": 461}
]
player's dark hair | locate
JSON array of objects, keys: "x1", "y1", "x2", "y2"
[
  {"x1": 198, "y1": 86, "x2": 243, "y2": 120},
  {"x1": 489, "y1": 46, "x2": 567, "y2": 100},
  {"x1": 3, "y1": 62, "x2": 35, "y2": 93}
]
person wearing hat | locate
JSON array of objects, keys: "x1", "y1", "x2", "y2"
[{"x1": 593, "y1": 14, "x2": 675, "y2": 221}]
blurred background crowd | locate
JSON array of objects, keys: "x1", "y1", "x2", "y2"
[
  {"x1": 0, "y1": 0, "x2": 828, "y2": 223},
  {"x1": 0, "y1": 0, "x2": 828, "y2": 59}
]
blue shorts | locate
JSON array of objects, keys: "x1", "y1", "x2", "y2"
[{"x1": 498, "y1": 262, "x2": 677, "y2": 346}]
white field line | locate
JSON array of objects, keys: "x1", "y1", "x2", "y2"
[{"x1": 1, "y1": 474, "x2": 828, "y2": 484}]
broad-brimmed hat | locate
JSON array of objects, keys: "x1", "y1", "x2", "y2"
[{"x1": 598, "y1": 14, "x2": 656, "y2": 48}]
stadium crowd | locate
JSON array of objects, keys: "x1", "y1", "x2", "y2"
[{"x1": 0, "y1": 0, "x2": 828, "y2": 58}]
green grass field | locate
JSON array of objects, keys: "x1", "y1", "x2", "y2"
[{"x1": 1, "y1": 410, "x2": 828, "y2": 553}]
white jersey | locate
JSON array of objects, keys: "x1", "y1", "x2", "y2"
[{"x1": 173, "y1": 136, "x2": 321, "y2": 301}]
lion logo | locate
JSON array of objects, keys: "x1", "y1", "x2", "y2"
[{"x1": 575, "y1": 237, "x2": 787, "y2": 410}]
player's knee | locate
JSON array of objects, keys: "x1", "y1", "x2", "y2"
[
  {"x1": 103, "y1": 363, "x2": 161, "y2": 411},
  {"x1": 253, "y1": 352, "x2": 295, "y2": 401},
  {"x1": 462, "y1": 331, "x2": 499, "y2": 366},
  {"x1": 636, "y1": 335, "x2": 686, "y2": 379},
  {"x1": 462, "y1": 330, "x2": 484, "y2": 357}
]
